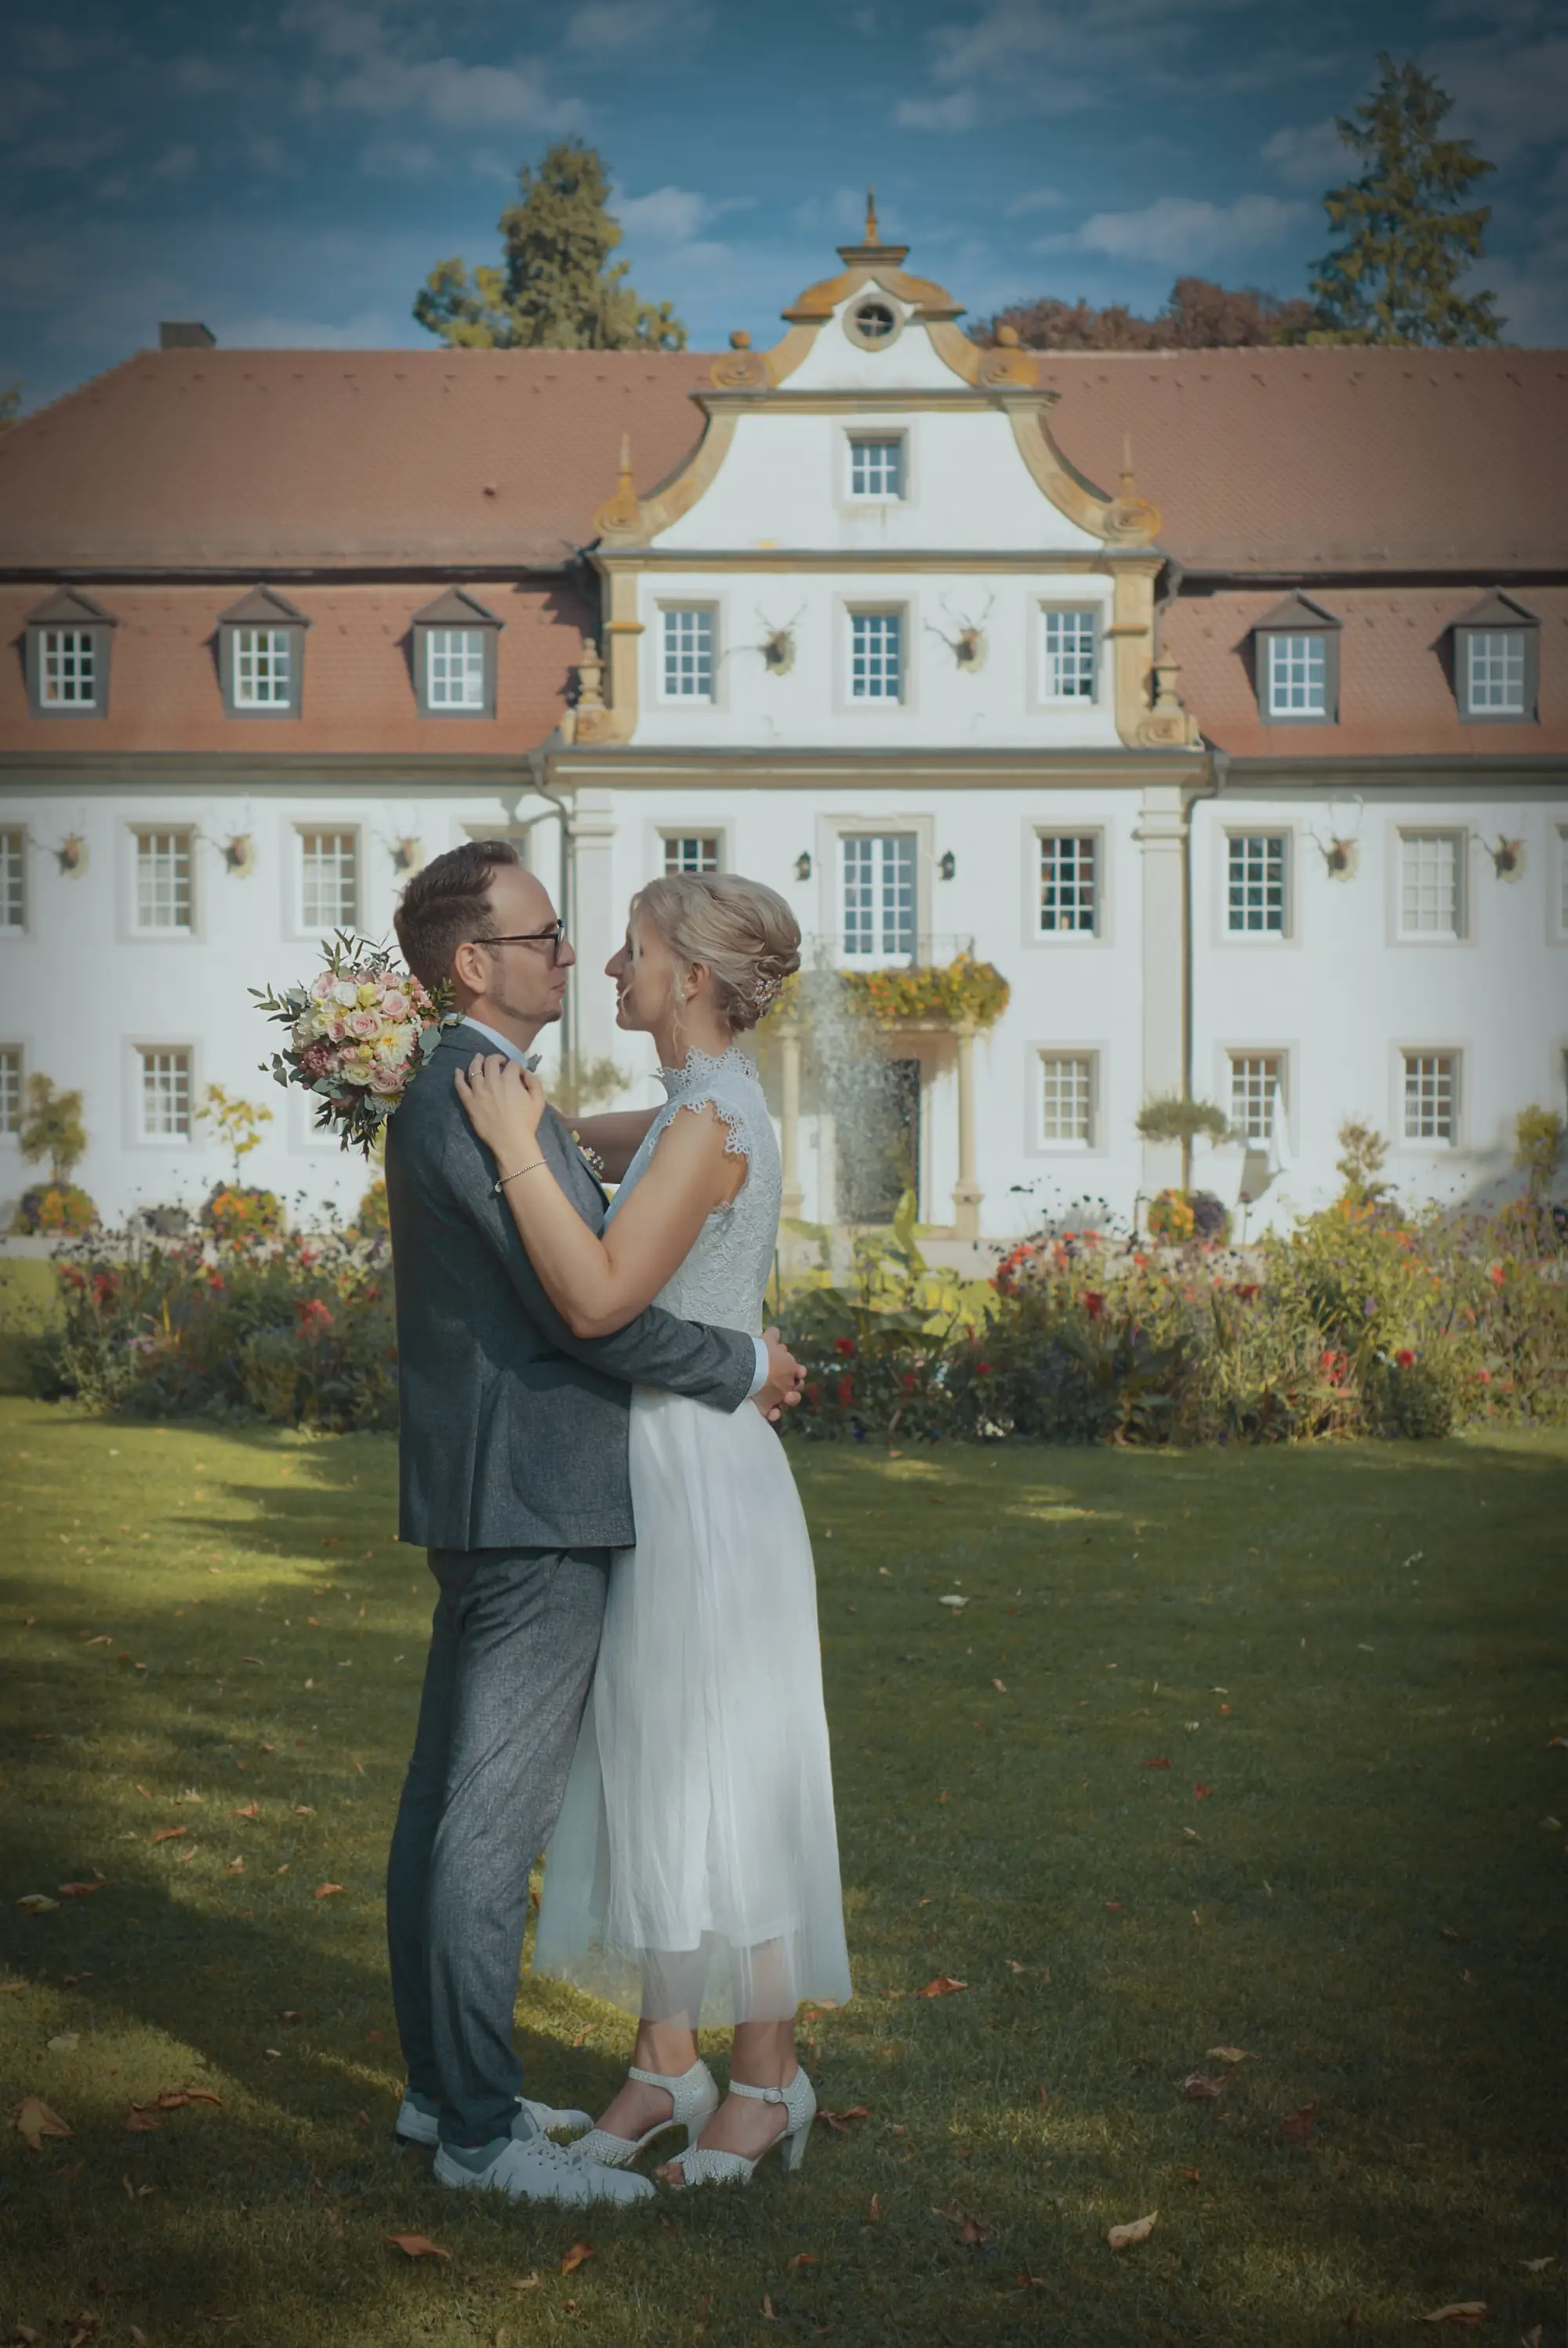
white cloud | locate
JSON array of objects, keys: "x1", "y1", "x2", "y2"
[
  {"x1": 1038, "y1": 191, "x2": 1312, "y2": 267},
  {"x1": 360, "y1": 138, "x2": 438, "y2": 176},
  {"x1": 1261, "y1": 117, "x2": 1348, "y2": 191},
  {"x1": 209, "y1": 304, "x2": 412, "y2": 349},
  {"x1": 1434, "y1": 32, "x2": 1568, "y2": 158},
  {"x1": 895, "y1": 89, "x2": 979, "y2": 133},
  {"x1": 793, "y1": 186, "x2": 873, "y2": 239},
  {"x1": 562, "y1": 0, "x2": 708, "y2": 48},
  {"x1": 316, "y1": 54, "x2": 582, "y2": 131},
  {"x1": 150, "y1": 144, "x2": 200, "y2": 183},
  {"x1": 615, "y1": 186, "x2": 709, "y2": 244},
  {"x1": 1006, "y1": 186, "x2": 1067, "y2": 216}
]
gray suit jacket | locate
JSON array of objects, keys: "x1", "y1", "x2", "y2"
[{"x1": 384, "y1": 1020, "x2": 756, "y2": 1552}]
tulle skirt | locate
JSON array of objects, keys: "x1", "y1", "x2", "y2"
[{"x1": 534, "y1": 1387, "x2": 852, "y2": 2028}]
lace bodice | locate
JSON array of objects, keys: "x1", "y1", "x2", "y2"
[{"x1": 603, "y1": 1045, "x2": 781, "y2": 1334}]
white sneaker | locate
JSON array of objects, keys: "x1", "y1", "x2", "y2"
[
  {"x1": 395, "y1": 2087, "x2": 592, "y2": 2147},
  {"x1": 434, "y1": 2126, "x2": 654, "y2": 2206}
]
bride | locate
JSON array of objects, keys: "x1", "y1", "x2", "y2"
[{"x1": 454, "y1": 871, "x2": 851, "y2": 2186}]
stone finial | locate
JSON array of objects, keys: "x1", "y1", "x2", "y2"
[
  {"x1": 591, "y1": 434, "x2": 642, "y2": 538},
  {"x1": 728, "y1": 329, "x2": 752, "y2": 349},
  {"x1": 575, "y1": 635, "x2": 605, "y2": 710},
  {"x1": 996, "y1": 323, "x2": 1020, "y2": 347},
  {"x1": 1106, "y1": 432, "x2": 1161, "y2": 543},
  {"x1": 865, "y1": 186, "x2": 880, "y2": 244}
]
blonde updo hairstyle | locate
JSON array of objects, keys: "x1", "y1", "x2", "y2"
[{"x1": 628, "y1": 872, "x2": 801, "y2": 1035}]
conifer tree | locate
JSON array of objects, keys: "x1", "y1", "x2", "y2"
[
  {"x1": 414, "y1": 140, "x2": 685, "y2": 351},
  {"x1": 1309, "y1": 54, "x2": 1501, "y2": 346}
]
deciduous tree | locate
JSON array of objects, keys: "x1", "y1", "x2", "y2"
[
  {"x1": 413, "y1": 140, "x2": 685, "y2": 351},
  {"x1": 975, "y1": 278, "x2": 1316, "y2": 352}
]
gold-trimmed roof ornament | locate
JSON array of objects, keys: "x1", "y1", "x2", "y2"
[
  {"x1": 1104, "y1": 436, "x2": 1162, "y2": 544},
  {"x1": 591, "y1": 433, "x2": 642, "y2": 539}
]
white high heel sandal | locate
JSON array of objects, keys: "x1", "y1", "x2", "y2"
[
  {"x1": 571, "y1": 2059, "x2": 720, "y2": 2169},
  {"x1": 665, "y1": 2066, "x2": 817, "y2": 2189}
]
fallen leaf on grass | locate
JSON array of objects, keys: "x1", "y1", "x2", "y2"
[
  {"x1": 1108, "y1": 2212, "x2": 1157, "y2": 2251},
  {"x1": 17, "y1": 1895, "x2": 60, "y2": 1914},
  {"x1": 1282, "y1": 2103, "x2": 1317, "y2": 2145},
  {"x1": 815, "y1": 2106, "x2": 869, "y2": 2134},
  {"x1": 279, "y1": 2011, "x2": 307, "y2": 2025},
  {"x1": 1207, "y1": 2046, "x2": 1254, "y2": 2065},
  {"x1": 560, "y1": 2244, "x2": 593, "y2": 2277},
  {"x1": 151, "y1": 1829, "x2": 187, "y2": 1845},
  {"x1": 83, "y1": 1635, "x2": 113, "y2": 1648},
  {"x1": 992, "y1": 1677, "x2": 1007, "y2": 1692},
  {"x1": 57, "y1": 1876, "x2": 108, "y2": 1899},
  {"x1": 862, "y1": 2194, "x2": 881, "y2": 2224},
  {"x1": 125, "y1": 2106, "x2": 159, "y2": 2132},
  {"x1": 916, "y1": 1976, "x2": 966, "y2": 1997},
  {"x1": 938, "y1": 1596, "x2": 967, "y2": 1611},
  {"x1": 1178, "y1": 2166, "x2": 1200, "y2": 2181},
  {"x1": 1439, "y1": 1927, "x2": 1466, "y2": 1943},
  {"x1": 1519, "y1": 2257, "x2": 1555, "y2": 2273},
  {"x1": 1142, "y1": 1757, "x2": 1172, "y2": 1771},
  {"x1": 2, "y1": 1980, "x2": 27, "y2": 1993},
  {"x1": 1418, "y1": 2306, "x2": 1487, "y2": 2326},
  {"x1": 760, "y1": 2295, "x2": 775, "y2": 2321},
  {"x1": 15, "y1": 2096, "x2": 72, "y2": 2150},
  {"x1": 232, "y1": 1805, "x2": 260, "y2": 1822},
  {"x1": 13, "y1": 2325, "x2": 43, "y2": 2343},
  {"x1": 1182, "y1": 2073, "x2": 1225, "y2": 2100},
  {"x1": 314, "y1": 1884, "x2": 343, "y2": 1899},
  {"x1": 47, "y1": 2034, "x2": 80, "y2": 2054},
  {"x1": 1193, "y1": 1784, "x2": 1213, "y2": 1800},
  {"x1": 387, "y1": 2236, "x2": 449, "y2": 2260},
  {"x1": 786, "y1": 2253, "x2": 817, "y2": 2272}
]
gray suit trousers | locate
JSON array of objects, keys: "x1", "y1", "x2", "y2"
[{"x1": 386, "y1": 1543, "x2": 610, "y2": 2146}]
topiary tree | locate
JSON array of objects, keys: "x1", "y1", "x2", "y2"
[
  {"x1": 20, "y1": 1074, "x2": 86, "y2": 1183},
  {"x1": 196, "y1": 1084, "x2": 273, "y2": 1183},
  {"x1": 1336, "y1": 1118, "x2": 1392, "y2": 1207},
  {"x1": 1136, "y1": 1093, "x2": 1229, "y2": 1194},
  {"x1": 1515, "y1": 1104, "x2": 1564, "y2": 1203}
]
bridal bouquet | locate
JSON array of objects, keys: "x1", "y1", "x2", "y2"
[{"x1": 252, "y1": 932, "x2": 448, "y2": 1155}]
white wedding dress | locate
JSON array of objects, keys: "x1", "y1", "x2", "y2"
[{"x1": 534, "y1": 1044, "x2": 852, "y2": 2028}]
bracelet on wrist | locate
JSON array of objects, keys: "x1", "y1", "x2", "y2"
[{"x1": 494, "y1": 1158, "x2": 548, "y2": 1194}]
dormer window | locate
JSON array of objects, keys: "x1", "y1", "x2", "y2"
[
  {"x1": 844, "y1": 296, "x2": 902, "y2": 351},
  {"x1": 849, "y1": 435, "x2": 905, "y2": 500},
  {"x1": 218, "y1": 585, "x2": 308, "y2": 718},
  {"x1": 25, "y1": 587, "x2": 118, "y2": 718},
  {"x1": 1252, "y1": 593, "x2": 1340, "y2": 725},
  {"x1": 412, "y1": 587, "x2": 503, "y2": 718},
  {"x1": 1451, "y1": 591, "x2": 1538, "y2": 723}
]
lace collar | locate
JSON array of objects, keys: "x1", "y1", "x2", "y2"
[{"x1": 656, "y1": 1043, "x2": 754, "y2": 1098}]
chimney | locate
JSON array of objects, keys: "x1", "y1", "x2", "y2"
[{"x1": 159, "y1": 322, "x2": 216, "y2": 349}]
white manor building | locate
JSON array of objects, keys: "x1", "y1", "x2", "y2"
[{"x1": 2, "y1": 213, "x2": 1565, "y2": 1245}]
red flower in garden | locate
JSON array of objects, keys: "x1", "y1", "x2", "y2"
[
  {"x1": 1475, "y1": 1368, "x2": 1491, "y2": 1384},
  {"x1": 804, "y1": 1380, "x2": 821, "y2": 1409},
  {"x1": 1083, "y1": 1291, "x2": 1105, "y2": 1320},
  {"x1": 1395, "y1": 1348, "x2": 1415, "y2": 1368},
  {"x1": 1132, "y1": 1252, "x2": 1149, "y2": 1269},
  {"x1": 207, "y1": 1274, "x2": 225, "y2": 1292},
  {"x1": 1488, "y1": 1263, "x2": 1505, "y2": 1286},
  {"x1": 975, "y1": 1361, "x2": 993, "y2": 1378},
  {"x1": 835, "y1": 1375, "x2": 854, "y2": 1406},
  {"x1": 296, "y1": 1298, "x2": 335, "y2": 1336},
  {"x1": 901, "y1": 1372, "x2": 918, "y2": 1392},
  {"x1": 833, "y1": 1337, "x2": 856, "y2": 1358},
  {"x1": 1319, "y1": 1349, "x2": 1348, "y2": 1387},
  {"x1": 1236, "y1": 1283, "x2": 1258, "y2": 1302},
  {"x1": 91, "y1": 1270, "x2": 118, "y2": 1307}
]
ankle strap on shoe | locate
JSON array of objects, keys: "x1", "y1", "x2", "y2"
[
  {"x1": 728, "y1": 2078, "x2": 787, "y2": 2105},
  {"x1": 628, "y1": 2061, "x2": 702, "y2": 2090}
]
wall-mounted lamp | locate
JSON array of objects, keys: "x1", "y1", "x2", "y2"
[
  {"x1": 794, "y1": 851, "x2": 812, "y2": 882},
  {"x1": 938, "y1": 850, "x2": 956, "y2": 881}
]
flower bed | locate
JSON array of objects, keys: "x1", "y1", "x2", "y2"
[{"x1": 12, "y1": 1183, "x2": 99, "y2": 1235}]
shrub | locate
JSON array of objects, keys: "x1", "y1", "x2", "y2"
[
  {"x1": 201, "y1": 1184, "x2": 285, "y2": 1241},
  {"x1": 1146, "y1": 1189, "x2": 1196, "y2": 1243},
  {"x1": 13, "y1": 1183, "x2": 98, "y2": 1235},
  {"x1": 350, "y1": 1178, "x2": 390, "y2": 1237},
  {"x1": 1190, "y1": 1190, "x2": 1232, "y2": 1245}
]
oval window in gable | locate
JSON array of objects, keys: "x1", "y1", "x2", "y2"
[{"x1": 844, "y1": 297, "x2": 902, "y2": 351}]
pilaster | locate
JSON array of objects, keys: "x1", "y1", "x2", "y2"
[{"x1": 1135, "y1": 783, "x2": 1189, "y2": 1200}]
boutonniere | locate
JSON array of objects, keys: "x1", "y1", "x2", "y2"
[{"x1": 571, "y1": 1131, "x2": 607, "y2": 1180}]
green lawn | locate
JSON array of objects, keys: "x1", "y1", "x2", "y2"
[{"x1": 2, "y1": 1398, "x2": 1563, "y2": 2347}]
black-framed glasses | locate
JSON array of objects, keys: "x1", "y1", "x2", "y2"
[{"x1": 470, "y1": 921, "x2": 566, "y2": 965}]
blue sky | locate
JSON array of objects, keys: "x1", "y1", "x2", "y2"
[{"x1": 4, "y1": 0, "x2": 1566, "y2": 410}]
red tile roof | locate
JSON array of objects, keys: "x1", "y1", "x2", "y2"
[{"x1": 2, "y1": 341, "x2": 1563, "y2": 579}]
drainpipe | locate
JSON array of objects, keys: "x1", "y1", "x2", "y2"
[{"x1": 527, "y1": 740, "x2": 576, "y2": 1073}]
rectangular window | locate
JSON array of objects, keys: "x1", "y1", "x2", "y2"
[
  {"x1": 662, "y1": 834, "x2": 720, "y2": 876},
  {"x1": 1039, "y1": 1052, "x2": 1095, "y2": 1147},
  {"x1": 1403, "y1": 1051, "x2": 1458, "y2": 1146},
  {"x1": 659, "y1": 608, "x2": 714, "y2": 701},
  {"x1": 426, "y1": 628, "x2": 487, "y2": 709},
  {"x1": 1226, "y1": 834, "x2": 1287, "y2": 935},
  {"x1": 135, "y1": 829, "x2": 194, "y2": 933},
  {"x1": 1399, "y1": 832, "x2": 1464, "y2": 940},
  {"x1": 1465, "y1": 630, "x2": 1525, "y2": 716},
  {"x1": 234, "y1": 627, "x2": 293, "y2": 708},
  {"x1": 1040, "y1": 609, "x2": 1098, "y2": 702},
  {"x1": 139, "y1": 1046, "x2": 193, "y2": 1140},
  {"x1": 41, "y1": 629, "x2": 98, "y2": 707},
  {"x1": 849, "y1": 611, "x2": 902, "y2": 702},
  {"x1": 300, "y1": 830, "x2": 358, "y2": 932},
  {"x1": 0, "y1": 828, "x2": 25, "y2": 932},
  {"x1": 1037, "y1": 833, "x2": 1098, "y2": 935},
  {"x1": 840, "y1": 833, "x2": 916, "y2": 963},
  {"x1": 1265, "y1": 633, "x2": 1327, "y2": 718},
  {"x1": 0, "y1": 1045, "x2": 21, "y2": 1136},
  {"x1": 849, "y1": 436, "x2": 904, "y2": 498},
  {"x1": 1229, "y1": 1052, "x2": 1285, "y2": 1145}
]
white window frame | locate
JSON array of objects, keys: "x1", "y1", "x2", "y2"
[
  {"x1": 132, "y1": 827, "x2": 196, "y2": 937},
  {"x1": 1463, "y1": 629, "x2": 1526, "y2": 718},
  {"x1": 845, "y1": 606, "x2": 906, "y2": 706},
  {"x1": 40, "y1": 628, "x2": 100, "y2": 709},
  {"x1": 1221, "y1": 830, "x2": 1292, "y2": 942},
  {"x1": 0, "y1": 1041, "x2": 24, "y2": 1140},
  {"x1": 1036, "y1": 605, "x2": 1100, "y2": 707},
  {"x1": 1396, "y1": 1047, "x2": 1462, "y2": 1150},
  {"x1": 837, "y1": 831, "x2": 920, "y2": 967},
  {"x1": 0, "y1": 827, "x2": 27, "y2": 936},
  {"x1": 659, "y1": 832, "x2": 724, "y2": 877},
  {"x1": 424, "y1": 627, "x2": 488, "y2": 712},
  {"x1": 1035, "y1": 1049, "x2": 1098, "y2": 1151},
  {"x1": 1396, "y1": 828, "x2": 1467, "y2": 944},
  {"x1": 1033, "y1": 829, "x2": 1102, "y2": 939},
  {"x1": 296, "y1": 825, "x2": 361, "y2": 938},
  {"x1": 655, "y1": 604, "x2": 718, "y2": 706},
  {"x1": 845, "y1": 432, "x2": 907, "y2": 502},
  {"x1": 1263, "y1": 631, "x2": 1327, "y2": 720},
  {"x1": 1226, "y1": 1049, "x2": 1287, "y2": 1147},
  {"x1": 132, "y1": 1043, "x2": 197, "y2": 1146},
  {"x1": 232, "y1": 627, "x2": 295, "y2": 711}
]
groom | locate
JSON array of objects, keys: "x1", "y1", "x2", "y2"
[{"x1": 383, "y1": 838, "x2": 804, "y2": 2208}]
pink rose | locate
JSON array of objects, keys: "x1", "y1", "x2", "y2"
[
  {"x1": 368, "y1": 1064, "x2": 405, "y2": 1095},
  {"x1": 347, "y1": 1009, "x2": 381, "y2": 1038},
  {"x1": 298, "y1": 1041, "x2": 335, "y2": 1078},
  {"x1": 310, "y1": 972, "x2": 338, "y2": 1002},
  {"x1": 328, "y1": 1018, "x2": 349, "y2": 1041},
  {"x1": 382, "y1": 989, "x2": 410, "y2": 1020}
]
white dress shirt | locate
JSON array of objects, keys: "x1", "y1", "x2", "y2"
[{"x1": 452, "y1": 1016, "x2": 769, "y2": 1398}]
